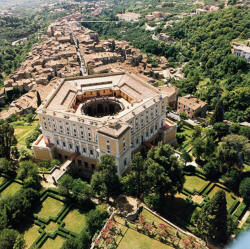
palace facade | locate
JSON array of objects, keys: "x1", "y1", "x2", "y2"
[{"x1": 33, "y1": 72, "x2": 177, "y2": 176}]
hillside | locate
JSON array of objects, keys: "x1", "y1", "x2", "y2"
[{"x1": 167, "y1": 6, "x2": 250, "y2": 122}]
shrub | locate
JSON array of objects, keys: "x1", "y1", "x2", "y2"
[
  {"x1": 144, "y1": 192, "x2": 161, "y2": 211},
  {"x1": 239, "y1": 177, "x2": 250, "y2": 204},
  {"x1": 86, "y1": 208, "x2": 108, "y2": 236}
]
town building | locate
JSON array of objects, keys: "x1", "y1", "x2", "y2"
[
  {"x1": 232, "y1": 43, "x2": 250, "y2": 63},
  {"x1": 177, "y1": 95, "x2": 207, "y2": 118},
  {"x1": 33, "y1": 72, "x2": 176, "y2": 176},
  {"x1": 116, "y1": 12, "x2": 141, "y2": 22}
]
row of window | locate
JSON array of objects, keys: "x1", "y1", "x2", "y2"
[
  {"x1": 130, "y1": 106, "x2": 163, "y2": 134},
  {"x1": 131, "y1": 122, "x2": 160, "y2": 148},
  {"x1": 55, "y1": 139, "x2": 98, "y2": 157},
  {"x1": 42, "y1": 117, "x2": 96, "y2": 142}
]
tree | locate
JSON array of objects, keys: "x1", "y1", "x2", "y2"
[
  {"x1": 213, "y1": 122, "x2": 229, "y2": 140},
  {"x1": 0, "y1": 229, "x2": 21, "y2": 249},
  {"x1": 17, "y1": 161, "x2": 40, "y2": 190},
  {"x1": 86, "y1": 208, "x2": 108, "y2": 236},
  {"x1": 0, "y1": 188, "x2": 39, "y2": 228},
  {"x1": 0, "y1": 123, "x2": 17, "y2": 159},
  {"x1": 71, "y1": 179, "x2": 92, "y2": 206},
  {"x1": 192, "y1": 137, "x2": 204, "y2": 162},
  {"x1": 0, "y1": 158, "x2": 15, "y2": 175},
  {"x1": 217, "y1": 134, "x2": 249, "y2": 171},
  {"x1": 145, "y1": 142, "x2": 185, "y2": 201},
  {"x1": 180, "y1": 150, "x2": 192, "y2": 166},
  {"x1": 90, "y1": 155, "x2": 121, "y2": 201},
  {"x1": 210, "y1": 100, "x2": 224, "y2": 124},
  {"x1": 58, "y1": 174, "x2": 74, "y2": 196},
  {"x1": 195, "y1": 190, "x2": 228, "y2": 244},
  {"x1": 180, "y1": 112, "x2": 188, "y2": 120},
  {"x1": 13, "y1": 234, "x2": 25, "y2": 249},
  {"x1": 239, "y1": 177, "x2": 250, "y2": 204},
  {"x1": 191, "y1": 126, "x2": 202, "y2": 140},
  {"x1": 36, "y1": 91, "x2": 41, "y2": 107},
  {"x1": 203, "y1": 158, "x2": 220, "y2": 180},
  {"x1": 121, "y1": 153, "x2": 145, "y2": 197}
]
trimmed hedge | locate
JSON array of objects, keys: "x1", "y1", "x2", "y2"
[
  {"x1": 234, "y1": 202, "x2": 247, "y2": 219},
  {"x1": 228, "y1": 200, "x2": 240, "y2": 215}
]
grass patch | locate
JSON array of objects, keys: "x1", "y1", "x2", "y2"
[
  {"x1": 0, "y1": 182, "x2": 22, "y2": 198},
  {"x1": 13, "y1": 119, "x2": 38, "y2": 148},
  {"x1": 184, "y1": 175, "x2": 209, "y2": 193},
  {"x1": 41, "y1": 236, "x2": 65, "y2": 249},
  {"x1": 23, "y1": 224, "x2": 40, "y2": 249},
  {"x1": 63, "y1": 209, "x2": 87, "y2": 234},
  {"x1": 208, "y1": 185, "x2": 235, "y2": 208},
  {"x1": 36, "y1": 197, "x2": 64, "y2": 219},
  {"x1": 117, "y1": 226, "x2": 173, "y2": 249}
]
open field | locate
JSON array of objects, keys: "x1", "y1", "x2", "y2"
[
  {"x1": 63, "y1": 208, "x2": 87, "y2": 234},
  {"x1": 0, "y1": 182, "x2": 22, "y2": 198}
]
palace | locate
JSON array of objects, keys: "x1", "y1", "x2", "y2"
[{"x1": 32, "y1": 72, "x2": 177, "y2": 176}]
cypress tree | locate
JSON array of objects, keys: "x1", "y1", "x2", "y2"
[
  {"x1": 210, "y1": 100, "x2": 224, "y2": 125},
  {"x1": 36, "y1": 91, "x2": 41, "y2": 107},
  {"x1": 196, "y1": 190, "x2": 228, "y2": 244}
]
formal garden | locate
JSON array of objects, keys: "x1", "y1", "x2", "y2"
[
  {"x1": 161, "y1": 171, "x2": 249, "y2": 232},
  {"x1": 0, "y1": 174, "x2": 105, "y2": 249},
  {"x1": 93, "y1": 207, "x2": 206, "y2": 249}
]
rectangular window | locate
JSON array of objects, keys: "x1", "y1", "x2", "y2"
[
  {"x1": 106, "y1": 141, "x2": 110, "y2": 153},
  {"x1": 63, "y1": 142, "x2": 66, "y2": 147},
  {"x1": 90, "y1": 149, "x2": 93, "y2": 155},
  {"x1": 82, "y1": 147, "x2": 86, "y2": 153},
  {"x1": 123, "y1": 138, "x2": 126, "y2": 151}
]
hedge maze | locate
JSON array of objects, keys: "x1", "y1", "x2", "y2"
[
  {"x1": 0, "y1": 176, "x2": 91, "y2": 249},
  {"x1": 28, "y1": 190, "x2": 88, "y2": 248},
  {"x1": 168, "y1": 172, "x2": 248, "y2": 231}
]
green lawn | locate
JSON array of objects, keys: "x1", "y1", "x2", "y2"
[
  {"x1": 41, "y1": 236, "x2": 65, "y2": 249},
  {"x1": 184, "y1": 175, "x2": 209, "y2": 193},
  {"x1": 0, "y1": 182, "x2": 22, "y2": 198},
  {"x1": 63, "y1": 209, "x2": 87, "y2": 234},
  {"x1": 117, "y1": 227, "x2": 173, "y2": 249},
  {"x1": 13, "y1": 120, "x2": 38, "y2": 148},
  {"x1": 23, "y1": 225, "x2": 40, "y2": 249},
  {"x1": 208, "y1": 185, "x2": 235, "y2": 208},
  {"x1": 36, "y1": 197, "x2": 64, "y2": 219}
]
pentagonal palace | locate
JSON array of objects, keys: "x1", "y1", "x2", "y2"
[{"x1": 33, "y1": 72, "x2": 177, "y2": 176}]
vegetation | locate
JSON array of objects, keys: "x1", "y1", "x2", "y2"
[
  {"x1": 193, "y1": 190, "x2": 228, "y2": 244},
  {"x1": 239, "y1": 177, "x2": 250, "y2": 204},
  {"x1": 91, "y1": 154, "x2": 121, "y2": 201},
  {"x1": 167, "y1": 7, "x2": 250, "y2": 122}
]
